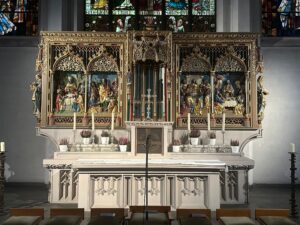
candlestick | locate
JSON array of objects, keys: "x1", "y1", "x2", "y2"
[
  {"x1": 0, "y1": 142, "x2": 5, "y2": 152},
  {"x1": 92, "y1": 112, "x2": 95, "y2": 131},
  {"x1": 187, "y1": 113, "x2": 191, "y2": 131},
  {"x1": 207, "y1": 113, "x2": 210, "y2": 131},
  {"x1": 290, "y1": 143, "x2": 296, "y2": 153},
  {"x1": 111, "y1": 112, "x2": 115, "y2": 131},
  {"x1": 73, "y1": 113, "x2": 76, "y2": 130},
  {"x1": 222, "y1": 112, "x2": 226, "y2": 132}
]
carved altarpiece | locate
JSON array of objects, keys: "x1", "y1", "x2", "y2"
[{"x1": 34, "y1": 32, "x2": 263, "y2": 210}]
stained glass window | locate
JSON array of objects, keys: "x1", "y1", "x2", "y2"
[
  {"x1": 0, "y1": 0, "x2": 38, "y2": 36},
  {"x1": 84, "y1": 0, "x2": 216, "y2": 32},
  {"x1": 262, "y1": 0, "x2": 300, "y2": 36}
]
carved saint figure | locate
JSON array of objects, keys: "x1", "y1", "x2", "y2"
[
  {"x1": 99, "y1": 78, "x2": 111, "y2": 103},
  {"x1": 30, "y1": 74, "x2": 42, "y2": 115},
  {"x1": 55, "y1": 89, "x2": 64, "y2": 112},
  {"x1": 257, "y1": 75, "x2": 269, "y2": 121},
  {"x1": 222, "y1": 80, "x2": 234, "y2": 100},
  {"x1": 64, "y1": 76, "x2": 77, "y2": 111}
]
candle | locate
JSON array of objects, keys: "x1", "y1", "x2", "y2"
[
  {"x1": 111, "y1": 112, "x2": 115, "y2": 131},
  {"x1": 187, "y1": 113, "x2": 191, "y2": 131},
  {"x1": 222, "y1": 112, "x2": 226, "y2": 132},
  {"x1": 290, "y1": 143, "x2": 296, "y2": 153},
  {"x1": 92, "y1": 113, "x2": 95, "y2": 131},
  {"x1": 0, "y1": 142, "x2": 5, "y2": 152},
  {"x1": 73, "y1": 113, "x2": 76, "y2": 130},
  {"x1": 207, "y1": 113, "x2": 210, "y2": 131}
]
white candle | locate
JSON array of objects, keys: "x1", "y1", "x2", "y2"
[
  {"x1": 187, "y1": 113, "x2": 191, "y2": 131},
  {"x1": 0, "y1": 142, "x2": 5, "y2": 152},
  {"x1": 222, "y1": 112, "x2": 226, "y2": 132},
  {"x1": 111, "y1": 112, "x2": 115, "y2": 131},
  {"x1": 290, "y1": 143, "x2": 296, "y2": 153},
  {"x1": 73, "y1": 113, "x2": 76, "y2": 130},
  {"x1": 92, "y1": 113, "x2": 95, "y2": 131},
  {"x1": 207, "y1": 113, "x2": 210, "y2": 131}
]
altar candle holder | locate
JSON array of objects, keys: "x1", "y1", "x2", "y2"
[
  {"x1": 72, "y1": 129, "x2": 76, "y2": 145},
  {"x1": 222, "y1": 131, "x2": 225, "y2": 145},
  {"x1": 187, "y1": 130, "x2": 191, "y2": 152},
  {"x1": 71, "y1": 129, "x2": 77, "y2": 152},
  {"x1": 110, "y1": 130, "x2": 114, "y2": 145},
  {"x1": 91, "y1": 129, "x2": 95, "y2": 146},
  {"x1": 289, "y1": 152, "x2": 298, "y2": 218}
]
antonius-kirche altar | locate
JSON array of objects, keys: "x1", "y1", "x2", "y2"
[{"x1": 31, "y1": 31, "x2": 266, "y2": 211}]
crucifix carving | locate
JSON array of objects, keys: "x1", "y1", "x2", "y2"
[{"x1": 142, "y1": 88, "x2": 157, "y2": 120}]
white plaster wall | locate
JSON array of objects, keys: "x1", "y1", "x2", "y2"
[
  {"x1": 252, "y1": 47, "x2": 300, "y2": 183},
  {"x1": 0, "y1": 47, "x2": 55, "y2": 183}
]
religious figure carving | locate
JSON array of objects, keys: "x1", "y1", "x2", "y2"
[
  {"x1": 64, "y1": 76, "x2": 77, "y2": 112},
  {"x1": 55, "y1": 88, "x2": 64, "y2": 112},
  {"x1": 30, "y1": 74, "x2": 42, "y2": 116},
  {"x1": 257, "y1": 75, "x2": 269, "y2": 122},
  {"x1": 222, "y1": 80, "x2": 235, "y2": 100}
]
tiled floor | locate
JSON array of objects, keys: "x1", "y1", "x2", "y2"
[{"x1": 0, "y1": 183, "x2": 299, "y2": 224}]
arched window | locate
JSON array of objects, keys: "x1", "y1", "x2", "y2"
[{"x1": 84, "y1": 0, "x2": 216, "y2": 32}]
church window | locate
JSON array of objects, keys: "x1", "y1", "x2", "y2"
[
  {"x1": 84, "y1": 0, "x2": 216, "y2": 32},
  {"x1": 262, "y1": 0, "x2": 300, "y2": 36},
  {"x1": 0, "y1": 0, "x2": 39, "y2": 36}
]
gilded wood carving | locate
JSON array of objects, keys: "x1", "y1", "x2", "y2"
[{"x1": 32, "y1": 31, "x2": 263, "y2": 129}]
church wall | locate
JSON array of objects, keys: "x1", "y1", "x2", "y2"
[
  {"x1": 0, "y1": 46, "x2": 54, "y2": 183},
  {"x1": 252, "y1": 44, "x2": 300, "y2": 184}
]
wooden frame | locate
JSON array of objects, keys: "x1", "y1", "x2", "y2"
[
  {"x1": 90, "y1": 208, "x2": 125, "y2": 221},
  {"x1": 255, "y1": 208, "x2": 295, "y2": 225},
  {"x1": 50, "y1": 208, "x2": 84, "y2": 219},
  {"x1": 129, "y1": 206, "x2": 170, "y2": 213},
  {"x1": 216, "y1": 208, "x2": 252, "y2": 225},
  {"x1": 10, "y1": 208, "x2": 44, "y2": 219},
  {"x1": 255, "y1": 208, "x2": 290, "y2": 218},
  {"x1": 176, "y1": 208, "x2": 211, "y2": 219}
]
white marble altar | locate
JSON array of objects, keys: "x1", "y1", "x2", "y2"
[{"x1": 41, "y1": 126, "x2": 258, "y2": 211}]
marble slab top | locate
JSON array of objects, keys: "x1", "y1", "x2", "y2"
[{"x1": 72, "y1": 158, "x2": 226, "y2": 169}]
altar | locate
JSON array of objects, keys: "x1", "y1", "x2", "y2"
[
  {"x1": 33, "y1": 31, "x2": 264, "y2": 211},
  {"x1": 43, "y1": 151, "x2": 254, "y2": 211}
]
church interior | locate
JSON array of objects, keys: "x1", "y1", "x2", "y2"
[{"x1": 0, "y1": 0, "x2": 299, "y2": 224}]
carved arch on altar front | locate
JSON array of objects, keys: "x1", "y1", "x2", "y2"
[
  {"x1": 52, "y1": 46, "x2": 86, "y2": 73},
  {"x1": 87, "y1": 46, "x2": 120, "y2": 73},
  {"x1": 180, "y1": 46, "x2": 212, "y2": 72},
  {"x1": 214, "y1": 46, "x2": 247, "y2": 72}
]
